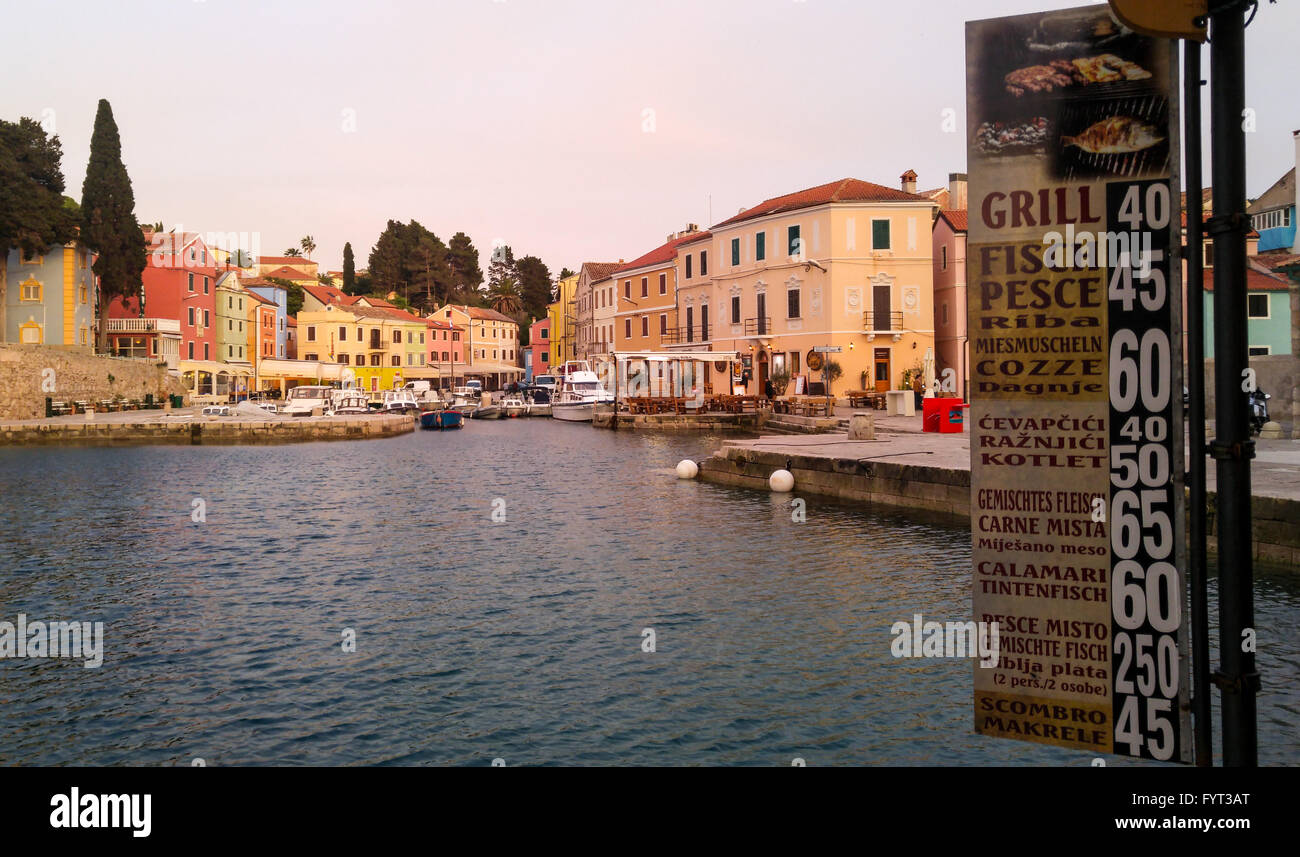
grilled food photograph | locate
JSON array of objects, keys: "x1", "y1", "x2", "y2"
[
  {"x1": 974, "y1": 117, "x2": 1051, "y2": 154},
  {"x1": 1061, "y1": 116, "x2": 1164, "y2": 154},
  {"x1": 1004, "y1": 54, "x2": 1151, "y2": 95}
]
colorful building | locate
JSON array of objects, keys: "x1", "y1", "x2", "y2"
[
  {"x1": 613, "y1": 228, "x2": 701, "y2": 355},
  {"x1": 214, "y1": 272, "x2": 251, "y2": 364},
  {"x1": 574, "y1": 261, "x2": 620, "y2": 360},
  {"x1": 679, "y1": 175, "x2": 937, "y2": 397},
  {"x1": 433, "y1": 304, "x2": 523, "y2": 389},
  {"x1": 107, "y1": 231, "x2": 217, "y2": 365},
  {"x1": 1247, "y1": 131, "x2": 1298, "y2": 253},
  {"x1": 549, "y1": 272, "x2": 579, "y2": 366},
  {"x1": 297, "y1": 303, "x2": 435, "y2": 392},
  {"x1": 244, "y1": 278, "x2": 288, "y2": 359},
  {"x1": 247, "y1": 290, "x2": 278, "y2": 368},
  {"x1": 426, "y1": 317, "x2": 465, "y2": 385},
  {"x1": 528, "y1": 316, "x2": 551, "y2": 379},
  {"x1": 4, "y1": 242, "x2": 97, "y2": 349},
  {"x1": 1203, "y1": 260, "x2": 1293, "y2": 357},
  {"x1": 590, "y1": 273, "x2": 617, "y2": 359},
  {"x1": 932, "y1": 206, "x2": 969, "y2": 399}
]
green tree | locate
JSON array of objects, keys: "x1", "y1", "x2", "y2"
[
  {"x1": 514, "y1": 255, "x2": 552, "y2": 319},
  {"x1": 283, "y1": 247, "x2": 302, "y2": 257},
  {"x1": 559, "y1": 267, "x2": 576, "y2": 280},
  {"x1": 487, "y1": 243, "x2": 515, "y2": 288},
  {"x1": 447, "y1": 232, "x2": 483, "y2": 293},
  {"x1": 487, "y1": 277, "x2": 523, "y2": 315},
  {"x1": 300, "y1": 235, "x2": 316, "y2": 259},
  {"x1": 266, "y1": 276, "x2": 303, "y2": 315},
  {"x1": 367, "y1": 219, "x2": 455, "y2": 311},
  {"x1": 0, "y1": 117, "x2": 76, "y2": 338},
  {"x1": 80, "y1": 99, "x2": 146, "y2": 350},
  {"x1": 342, "y1": 242, "x2": 356, "y2": 293}
]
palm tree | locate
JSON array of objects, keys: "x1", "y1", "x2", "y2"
[
  {"x1": 283, "y1": 247, "x2": 302, "y2": 257},
  {"x1": 300, "y1": 235, "x2": 316, "y2": 259},
  {"x1": 488, "y1": 277, "x2": 523, "y2": 315}
]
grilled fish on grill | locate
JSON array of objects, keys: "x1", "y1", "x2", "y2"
[{"x1": 1062, "y1": 116, "x2": 1163, "y2": 154}]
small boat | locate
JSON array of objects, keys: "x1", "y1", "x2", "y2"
[
  {"x1": 381, "y1": 389, "x2": 421, "y2": 414},
  {"x1": 552, "y1": 360, "x2": 613, "y2": 422},
  {"x1": 523, "y1": 386, "x2": 551, "y2": 417},
  {"x1": 326, "y1": 389, "x2": 371, "y2": 416},
  {"x1": 472, "y1": 404, "x2": 502, "y2": 420},
  {"x1": 500, "y1": 394, "x2": 527, "y2": 418},
  {"x1": 420, "y1": 409, "x2": 464, "y2": 430}
]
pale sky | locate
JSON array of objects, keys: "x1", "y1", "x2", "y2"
[{"x1": 5, "y1": 0, "x2": 1297, "y2": 279}]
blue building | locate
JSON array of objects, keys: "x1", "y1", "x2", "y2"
[
  {"x1": 1248, "y1": 164, "x2": 1295, "y2": 254},
  {"x1": 245, "y1": 279, "x2": 288, "y2": 359},
  {"x1": 4, "y1": 242, "x2": 97, "y2": 348}
]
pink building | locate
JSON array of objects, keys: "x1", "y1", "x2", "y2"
[
  {"x1": 106, "y1": 231, "x2": 218, "y2": 366},
  {"x1": 426, "y1": 317, "x2": 464, "y2": 384},
  {"x1": 932, "y1": 208, "x2": 968, "y2": 399},
  {"x1": 528, "y1": 317, "x2": 551, "y2": 378}
]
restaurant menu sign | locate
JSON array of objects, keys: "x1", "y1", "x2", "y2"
[{"x1": 967, "y1": 5, "x2": 1190, "y2": 762}]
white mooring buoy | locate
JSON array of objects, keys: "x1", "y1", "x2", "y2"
[
  {"x1": 676, "y1": 459, "x2": 699, "y2": 479},
  {"x1": 769, "y1": 469, "x2": 795, "y2": 492}
]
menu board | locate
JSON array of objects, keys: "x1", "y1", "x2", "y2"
[{"x1": 966, "y1": 5, "x2": 1190, "y2": 763}]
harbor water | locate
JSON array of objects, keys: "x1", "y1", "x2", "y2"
[{"x1": 0, "y1": 420, "x2": 1296, "y2": 765}]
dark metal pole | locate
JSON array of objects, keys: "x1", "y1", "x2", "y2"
[
  {"x1": 1183, "y1": 39, "x2": 1212, "y2": 768},
  {"x1": 1208, "y1": 0, "x2": 1258, "y2": 767}
]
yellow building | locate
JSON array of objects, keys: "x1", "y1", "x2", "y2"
[
  {"x1": 433, "y1": 303, "x2": 524, "y2": 390},
  {"x1": 548, "y1": 273, "x2": 578, "y2": 366},
  {"x1": 297, "y1": 303, "x2": 434, "y2": 392},
  {"x1": 670, "y1": 175, "x2": 937, "y2": 397}
]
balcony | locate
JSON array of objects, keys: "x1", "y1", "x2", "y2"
[
  {"x1": 661, "y1": 324, "x2": 711, "y2": 345},
  {"x1": 863, "y1": 310, "x2": 904, "y2": 341},
  {"x1": 743, "y1": 317, "x2": 772, "y2": 336},
  {"x1": 105, "y1": 317, "x2": 181, "y2": 335}
]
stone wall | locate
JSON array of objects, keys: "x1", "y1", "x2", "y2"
[
  {"x1": 1201, "y1": 354, "x2": 1296, "y2": 432},
  {"x1": 0, "y1": 344, "x2": 183, "y2": 420},
  {"x1": 0, "y1": 412, "x2": 415, "y2": 446}
]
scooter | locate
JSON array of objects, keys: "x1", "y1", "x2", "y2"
[{"x1": 1248, "y1": 387, "x2": 1271, "y2": 435}]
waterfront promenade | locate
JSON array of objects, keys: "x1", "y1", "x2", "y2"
[
  {"x1": 0, "y1": 408, "x2": 416, "y2": 445},
  {"x1": 698, "y1": 416, "x2": 1300, "y2": 567}
]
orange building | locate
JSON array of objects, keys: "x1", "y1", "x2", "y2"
[{"x1": 612, "y1": 227, "x2": 702, "y2": 353}]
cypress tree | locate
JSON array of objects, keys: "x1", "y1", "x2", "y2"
[
  {"x1": 81, "y1": 99, "x2": 145, "y2": 350},
  {"x1": 342, "y1": 242, "x2": 356, "y2": 294}
]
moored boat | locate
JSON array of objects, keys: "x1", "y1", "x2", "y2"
[
  {"x1": 552, "y1": 361, "x2": 613, "y2": 422},
  {"x1": 501, "y1": 394, "x2": 527, "y2": 418},
  {"x1": 420, "y1": 409, "x2": 464, "y2": 430}
]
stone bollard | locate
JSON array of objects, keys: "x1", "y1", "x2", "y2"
[
  {"x1": 848, "y1": 410, "x2": 875, "y2": 440},
  {"x1": 1259, "y1": 420, "x2": 1283, "y2": 439}
]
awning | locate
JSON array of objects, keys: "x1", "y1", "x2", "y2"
[
  {"x1": 401, "y1": 366, "x2": 443, "y2": 379},
  {"x1": 611, "y1": 350, "x2": 738, "y2": 362},
  {"x1": 461, "y1": 361, "x2": 524, "y2": 375},
  {"x1": 255, "y1": 358, "x2": 345, "y2": 381},
  {"x1": 178, "y1": 360, "x2": 254, "y2": 376}
]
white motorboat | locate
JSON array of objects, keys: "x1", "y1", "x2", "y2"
[
  {"x1": 552, "y1": 360, "x2": 613, "y2": 422},
  {"x1": 500, "y1": 394, "x2": 527, "y2": 418},
  {"x1": 326, "y1": 389, "x2": 370, "y2": 416},
  {"x1": 283, "y1": 385, "x2": 333, "y2": 416},
  {"x1": 381, "y1": 389, "x2": 421, "y2": 414}
]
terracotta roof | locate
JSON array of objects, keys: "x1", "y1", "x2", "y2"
[
  {"x1": 265, "y1": 265, "x2": 316, "y2": 281},
  {"x1": 712, "y1": 178, "x2": 931, "y2": 229},
  {"x1": 581, "y1": 261, "x2": 622, "y2": 281},
  {"x1": 301, "y1": 283, "x2": 350, "y2": 306},
  {"x1": 242, "y1": 277, "x2": 279, "y2": 288},
  {"x1": 677, "y1": 230, "x2": 712, "y2": 247},
  {"x1": 287, "y1": 316, "x2": 298, "y2": 327},
  {"x1": 439, "y1": 305, "x2": 518, "y2": 323},
  {"x1": 919, "y1": 187, "x2": 950, "y2": 207},
  {"x1": 938, "y1": 209, "x2": 968, "y2": 232},
  {"x1": 246, "y1": 291, "x2": 276, "y2": 305},
  {"x1": 1201, "y1": 262, "x2": 1290, "y2": 291},
  {"x1": 256, "y1": 255, "x2": 313, "y2": 266},
  {"x1": 614, "y1": 232, "x2": 705, "y2": 274},
  {"x1": 1256, "y1": 251, "x2": 1300, "y2": 271}
]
